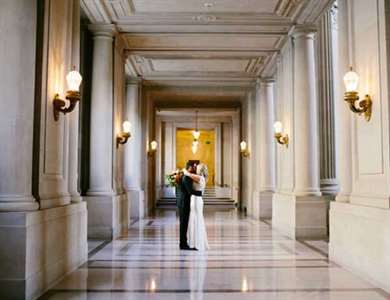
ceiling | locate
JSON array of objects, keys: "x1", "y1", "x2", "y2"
[{"x1": 81, "y1": 0, "x2": 332, "y2": 86}]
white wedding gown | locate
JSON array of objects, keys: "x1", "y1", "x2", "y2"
[{"x1": 188, "y1": 176, "x2": 209, "y2": 251}]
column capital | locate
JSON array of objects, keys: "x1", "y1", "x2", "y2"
[
  {"x1": 291, "y1": 24, "x2": 317, "y2": 39},
  {"x1": 126, "y1": 77, "x2": 142, "y2": 86},
  {"x1": 261, "y1": 77, "x2": 275, "y2": 85},
  {"x1": 256, "y1": 78, "x2": 275, "y2": 88},
  {"x1": 88, "y1": 24, "x2": 117, "y2": 38}
]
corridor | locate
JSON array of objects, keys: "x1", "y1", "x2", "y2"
[{"x1": 40, "y1": 210, "x2": 389, "y2": 300}]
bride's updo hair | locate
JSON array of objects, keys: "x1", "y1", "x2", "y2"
[{"x1": 197, "y1": 163, "x2": 208, "y2": 181}]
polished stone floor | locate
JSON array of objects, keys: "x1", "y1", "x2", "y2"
[{"x1": 40, "y1": 209, "x2": 390, "y2": 300}]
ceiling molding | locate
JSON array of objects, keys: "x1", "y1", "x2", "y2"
[{"x1": 81, "y1": 0, "x2": 333, "y2": 82}]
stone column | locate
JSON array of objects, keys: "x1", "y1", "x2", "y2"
[
  {"x1": 318, "y1": 9, "x2": 339, "y2": 196},
  {"x1": 86, "y1": 24, "x2": 118, "y2": 239},
  {"x1": 124, "y1": 79, "x2": 145, "y2": 220},
  {"x1": 293, "y1": 27, "x2": 322, "y2": 196},
  {"x1": 0, "y1": 0, "x2": 39, "y2": 212},
  {"x1": 272, "y1": 27, "x2": 327, "y2": 239},
  {"x1": 257, "y1": 79, "x2": 276, "y2": 219},
  {"x1": 334, "y1": 0, "x2": 352, "y2": 203}
]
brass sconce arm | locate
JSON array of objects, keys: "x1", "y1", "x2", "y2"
[
  {"x1": 240, "y1": 150, "x2": 250, "y2": 158},
  {"x1": 116, "y1": 132, "x2": 131, "y2": 148},
  {"x1": 274, "y1": 132, "x2": 289, "y2": 147},
  {"x1": 53, "y1": 91, "x2": 81, "y2": 121},
  {"x1": 344, "y1": 91, "x2": 372, "y2": 121}
]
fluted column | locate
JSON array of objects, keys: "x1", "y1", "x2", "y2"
[
  {"x1": 0, "y1": 0, "x2": 39, "y2": 211},
  {"x1": 334, "y1": 0, "x2": 352, "y2": 202},
  {"x1": 293, "y1": 27, "x2": 321, "y2": 196},
  {"x1": 69, "y1": 1, "x2": 81, "y2": 203},
  {"x1": 318, "y1": 9, "x2": 339, "y2": 196},
  {"x1": 124, "y1": 79, "x2": 145, "y2": 220}
]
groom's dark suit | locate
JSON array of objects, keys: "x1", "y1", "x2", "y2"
[{"x1": 177, "y1": 175, "x2": 202, "y2": 248}]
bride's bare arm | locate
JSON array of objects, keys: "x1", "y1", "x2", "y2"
[
  {"x1": 185, "y1": 172, "x2": 202, "y2": 183},
  {"x1": 190, "y1": 173, "x2": 202, "y2": 183}
]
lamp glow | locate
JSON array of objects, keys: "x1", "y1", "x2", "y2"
[
  {"x1": 150, "y1": 140, "x2": 158, "y2": 151},
  {"x1": 66, "y1": 69, "x2": 82, "y2": 92},
  {"x1": 192, "y1": 141, "x2": 198, "y2": 154},
  {"x1": 343, "y1": 69, "x2": 359, "y2": 92},
  {"x1": 273, "y1": 121, "x2": 283, "y2": 134},
  {"x1": 122, "y1": 121, "x2": 131, "y2": 133},
  {"x1": 274, "y1": 121, "x2": 289, "y2": 147},
  {"x1": 240, "y1": 141, "x2": 247, "y2": 152},
  {"x1": 192, "y1": 130, "x2": 201, "y2": 140},
  {"x1": 342, "y1": 67, "x2": 372, "y2": 121}
]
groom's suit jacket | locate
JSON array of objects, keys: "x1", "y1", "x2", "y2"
[{"x1": 177, "y1": 176, "x2": 202, "y2": 209}]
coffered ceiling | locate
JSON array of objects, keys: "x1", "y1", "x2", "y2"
[{"x1": 81, "y1": 0, "x2": 332, "y2": 86}]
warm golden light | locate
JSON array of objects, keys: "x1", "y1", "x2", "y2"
[
  {"x1": 66, "y1": 69, "x2": 82, "y2": 92},
  {"x1": 192, "y1": 140, "x2": 198, "y2": 154},
  {"x1": 240, "y1": 141, "x2": 247, "y2": 152},
  {"x1": 342, "y1": 66, "x2": 372, "y2": 121},
  {"x1": 192, "y1": 130, "x2": 201, "y2": 140},
  {"x1": 150, "y1": 279, "x2": 156, "y2": 292},
  {"x1": 241, "y1": 277, "x2": 249, "y2": 292},
  {"x1": 53, "y1": 68, "x2": 82, "y2": 121},
  {"x1": 343, "y1": 69, "x2": 359, "y2": 92},
  {"x1": 274, "y1": 122, "x2": 289, "y2": 147},
  {"x1": 122, "y1": 121, "x2": 131, "y2": 134},
  {"x1": 116, "y1": 121, "x2": 131, "y2": 148},
  {"x1": 273, "y1": 121, "x2": 283, "y2": 134},
  {"x1": 240, "y1": 141, "x2": 249, "y2": 157},
  {"x1": 150, "y1": 140, "x2": 158, "y2": 151}
]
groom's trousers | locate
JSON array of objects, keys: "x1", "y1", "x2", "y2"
[{"x1": 179, "y1": 198, "x2": 191, "y2": 247}]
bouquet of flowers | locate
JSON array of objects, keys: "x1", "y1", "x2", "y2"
[{"x1": 165, "y1": 169, "x2": 183, "y2": 187}]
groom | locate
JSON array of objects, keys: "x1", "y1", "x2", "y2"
[{"x1": 177, "y1": 161, "x2": 202, "y2": 250}]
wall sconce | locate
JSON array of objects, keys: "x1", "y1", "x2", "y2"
[
  {"x1": 53, "y1": 67, "x2": 82, "y2": 121},
  {"x1": 274, "y1": 121, "x2": 289, "y2": 147},
  {"x1": 240, "y1": 141, "x2": 250, "y2": 157},
  {"x1": 116, "y1": 121, "x2": 131, "y2": 148},
  {"x1": 343, "y1": 67, "x2": 372, "y2": 121},
  {"x1": 148, "y1": 140, "x2": 158, "y2": 156}
]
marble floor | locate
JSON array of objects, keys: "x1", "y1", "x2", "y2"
[{"x1": 40, "y1": 209, "x2": 390, "y2": 300}]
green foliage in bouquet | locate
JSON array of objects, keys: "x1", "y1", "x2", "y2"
[{"x1": 165, "y1": 170, "x2": 182, "y2": 187}]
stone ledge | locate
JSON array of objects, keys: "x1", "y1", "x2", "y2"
[
  {"x1": 272, "y1": 193, "x2": 329, "y2": 239},
  {"x1": 329, "y1": 202, "x2": 390, "y2": 293},
  {"x1": 0, "y1": 202, "x2": 88, "y2": 300}
]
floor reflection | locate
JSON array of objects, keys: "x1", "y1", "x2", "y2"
[{"x1": 39, "y1": 208, "x2": 390, "y2": 300}]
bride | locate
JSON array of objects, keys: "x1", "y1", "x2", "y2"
[{"x1": 184, "y1": 163, "x2": 209, "y2": 251}]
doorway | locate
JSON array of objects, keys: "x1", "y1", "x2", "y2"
[{"x1": 176, "y1": 129, "x2": 215, "y2": 186}]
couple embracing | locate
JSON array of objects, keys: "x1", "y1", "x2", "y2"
[{"x1": 176, "y1": 161, "x2": 209, "y2": 251}]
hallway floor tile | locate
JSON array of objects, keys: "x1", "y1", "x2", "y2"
[{"x1": 39, "y1": 209, "x2": 390, "y2": 300}]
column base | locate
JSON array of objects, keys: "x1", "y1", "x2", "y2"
[
  {"x1": 86, "y1": 193, "x2": 129, "y2": 240},
  {"x1": 320, "y1": 178, "x2": 339, "y2": 196},
  {"x1": 0, "y1": 195, "x2": 39, "y2": 211},
  {"x1": 252, "y1": 191, "x2": 273, "y2": 220},
  {"x1": 272, "y1": 193, "x2": 328, "y2": 239},
  {"x1": 0, "y1": 202, "x2": 87, "y2": 300},
  {"x1": 329, "y1": 202, "x2": 390, "y2": 293},
  {"x1": 127, "y1": 189, "x2": 145, "y2": 220}
]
